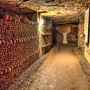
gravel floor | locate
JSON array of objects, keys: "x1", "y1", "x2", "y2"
[{"x1": 9, "y1": 48, "x2": 88, "y2": 90}]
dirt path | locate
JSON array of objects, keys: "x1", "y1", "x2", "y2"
[{"x1": 23, "y1": 49, "x2": 88, "y2": 90}]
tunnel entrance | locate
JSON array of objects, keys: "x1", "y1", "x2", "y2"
[{"x1": 52, "y1": 23, "x2": 79, "y2": 48}]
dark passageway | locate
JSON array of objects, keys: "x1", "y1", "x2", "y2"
[{"x1": 0, "y1": 0, "x2": 90, "y2": 90}]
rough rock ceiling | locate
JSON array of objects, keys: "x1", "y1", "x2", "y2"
[
  {"x1": 0, "y1": 0, "x2": 89, "y2": 16},
  {"x1": 21, "y1": 0, "x2": 87, "y2": 17},
  {"x1": 0, "y1": 0, "x2": 35, "y2": 14},
  {"x1": 19, "y1": 0, "x2": 89, "y2": 22},
  {"x1": 0, "y1": 0, "x2": 90, "y2": 23},
  {"x1": 0, "y1": 0, "x2": 16, "y2": 4}
]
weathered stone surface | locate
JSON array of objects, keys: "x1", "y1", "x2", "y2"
[{"x1": 10, "y1": 48, "x2": 88, "y2": 90}]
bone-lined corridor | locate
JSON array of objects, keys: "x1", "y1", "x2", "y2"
[{"x1": 0, "y1": 0, "x2": 90, "y2": 90}]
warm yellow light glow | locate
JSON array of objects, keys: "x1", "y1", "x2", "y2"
[
  {"x1": 37, "y1": 15, "x2": 44, "y2": 56},
  {"x1": 41, "y1": 9, "x2": 78, "y2": 17},
  {"x1": 37, "y1": 15, "x2": 44, "y2": 33},
  {"x1": 84, "y1": 8, "x2": 89, "y2": 43},
  {"x1": 39, "y1": 17, "x2": 44, "y2": 26},
  {"x1": 41, "y1": 11, "x2": 58, "y2": 16}
]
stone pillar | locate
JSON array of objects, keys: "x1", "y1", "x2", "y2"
[{"x1": 78, "y1": 14, "x2": 85, "y2": 55}]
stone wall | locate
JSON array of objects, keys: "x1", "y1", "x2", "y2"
[
  {"x1": 84, "y1": 8, "x2": 90, "y2": 63},
  {"x1": 78, "y1": 22, "x2": 85, "y2": 51},
  {"x1": 79, "y1": 8, "x2": 90, "y2": 89},
  {"x1": 0, "y1": 13, "x2": 39, "y2": 90}
]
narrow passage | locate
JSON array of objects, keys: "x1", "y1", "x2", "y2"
[{"x1": 24, "y1": 48, "x2": 88, "y2": 90}]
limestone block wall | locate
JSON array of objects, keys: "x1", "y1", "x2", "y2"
[
  {"x1": 78, "y1": 23, "x2": 85, "y2": 50},
  {"x1": 79, "y1": 8, "x2": 90, "y2": 89}
]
